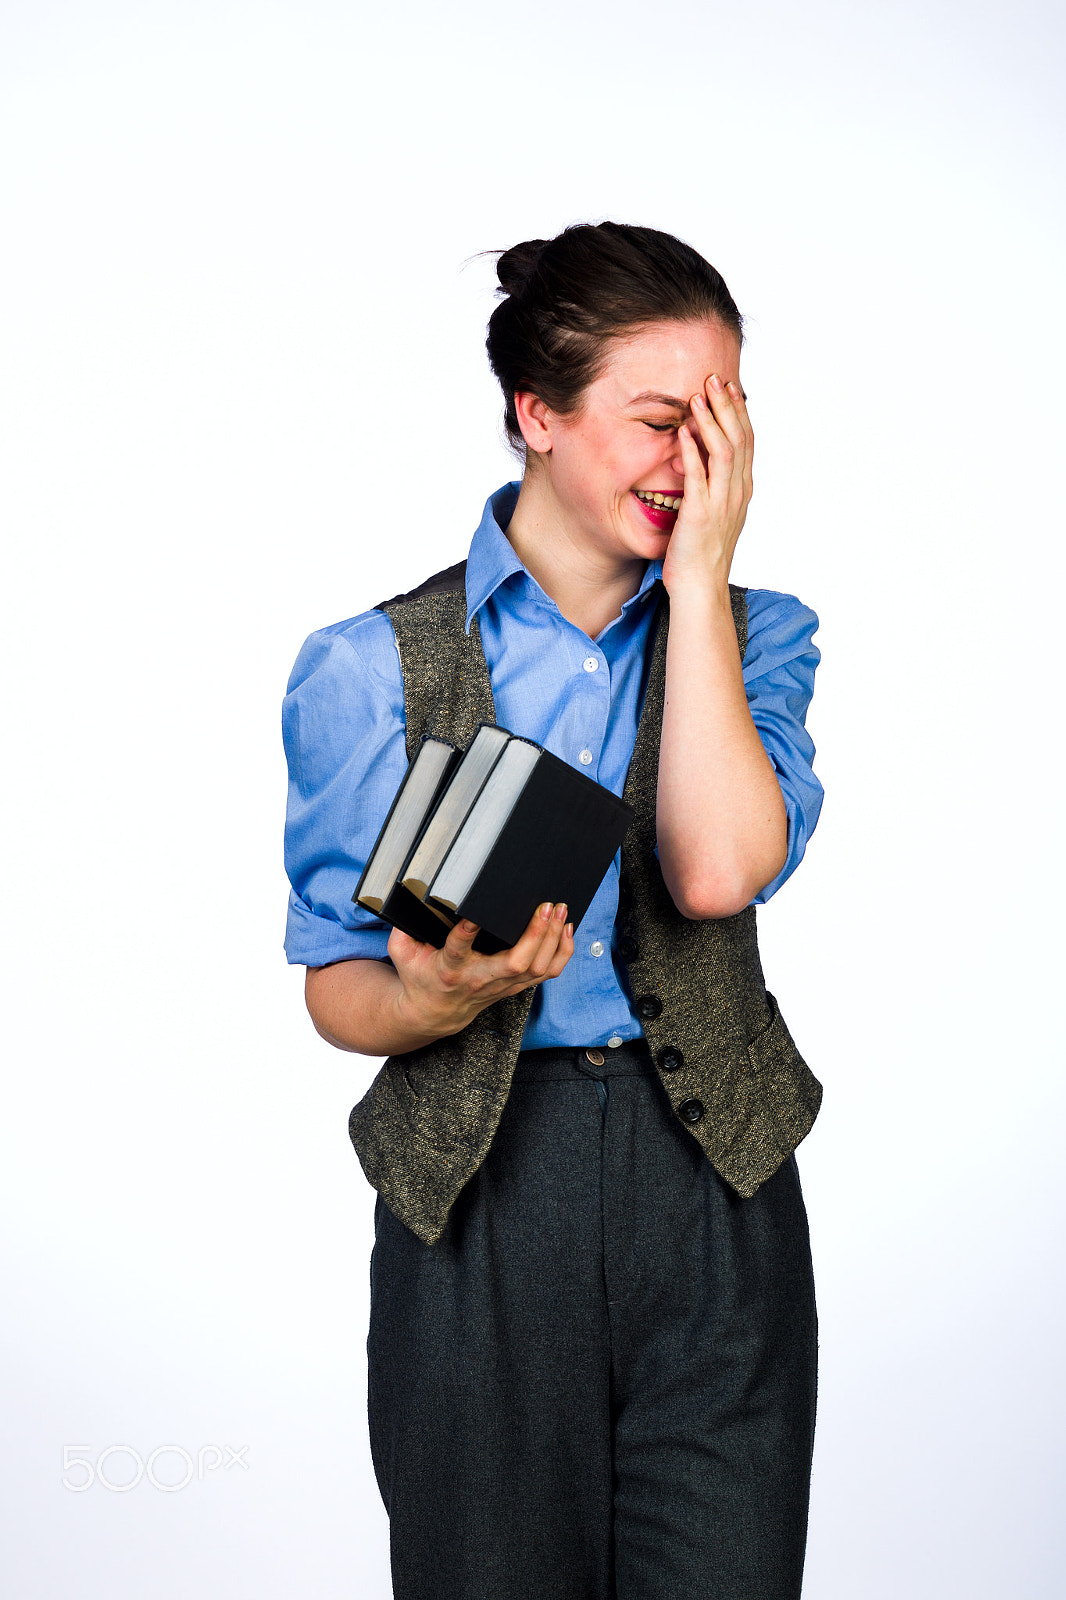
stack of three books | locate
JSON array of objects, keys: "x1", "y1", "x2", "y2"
[{"x1": 354, "y1": 723, "x2": 634, "y2": 955}]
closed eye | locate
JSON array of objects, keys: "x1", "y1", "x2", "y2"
[{"x1": 643, "y1": 421, "x2": 679, "y2": 433}]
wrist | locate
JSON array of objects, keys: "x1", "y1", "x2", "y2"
[
  {"x1": 390, "y1": 979, "x2": 443, "y2": 1053},
  {"x1": 391, "y1": 969, "x2": 476, "y2": 1050},
  {"x1": 665, "y1": 576, "x2": 734, "y2": 624}
]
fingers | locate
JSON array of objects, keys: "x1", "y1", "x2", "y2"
[
  {"x1": 689, "y1": 381, "x2": 740, "y2": 473},
  {"x1": 678, "y1": 418, "x2": 709, "y2": 502},
  {"x1": 721, "y1": 379, "x2": 753, "y2": 494},
  {"x1": 681, "y1": 375, "x2": 752, "y2": 524},
  {"x1": 499, "y1": 900, "x2": 552, "y2": 968},
  {"x1": 504, "y1": 901, "x2": 567, "y2": 978},
  {"x1": 525, "y1": 902, "x2": 571, "y2": 980},
  {"x1": 387, "y1": 924, "x2": 445, "y2": 972},
  {"x1": 706, "y1": 375, "x2": 753, "y2": 476},
  {"x1": 725, "y1": 378, "x2": 753, "y2": 444},
  {"x1": 542, "y1": 915, "x2": 575, "y2": 980},
  {"x1": 476, "y1": 902, "x2": 572, "y2": 998},
  {"x1": 438, "y1": 916, "x2": 481, "y2": 976},
  {"x1": 438, "y1": 902, "x2": 572, "y2": 992},
  {"x1": 390, "y1": 902, "x2": 575, "y2": 1043},
  {"x1": 387, "y1": 925, "x2": 417, "y2": 959}
]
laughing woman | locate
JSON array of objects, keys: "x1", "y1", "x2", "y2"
[{"x1": 282, "y1": 222, "x2": 824, "y2": 1600}]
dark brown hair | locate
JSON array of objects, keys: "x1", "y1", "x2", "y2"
[{"x1": 486, "y1": 222, "x2": 743, "y2": 454}]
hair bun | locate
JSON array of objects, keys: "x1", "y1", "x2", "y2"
[{"x1": 496, "y1": 239, "x2": 549, "y2": 296}]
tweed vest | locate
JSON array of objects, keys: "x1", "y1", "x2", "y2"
[{"x1": 348, "y1": 563, "x2": 822, "y2": 1245}]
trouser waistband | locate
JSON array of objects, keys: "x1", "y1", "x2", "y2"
[{"x1": 513, "y1": 1039, "x2": 654, "y2": 1082}]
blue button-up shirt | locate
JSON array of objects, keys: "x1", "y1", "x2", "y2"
[{"x1": 283, "y1": 483, "x2": 823, "y2": 1049}]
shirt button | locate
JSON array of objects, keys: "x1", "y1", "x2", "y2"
[
  {"x1": 579, "y1": 749, "x2": 593, "y2": 766},
  {"x1": 636, "y1": 994, "x2": 662, "y2": 1021},
  {"x1": 607, "y1": 1035, "x2": 623, "y2": 1048},
  {"x1": 589, "y1": 940, "x2": 604, "y2": 958},
  {"x1": 679, "y1": 1098, "x2": 705, "y2": 1124},
  {"x1": 658, "y1": 1047, "x2": 684, "y2": 1073},
  {"x1": 583, "y1": 656, "x2": 598, "y2": 673}
]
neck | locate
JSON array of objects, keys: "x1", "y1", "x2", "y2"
[{"x1": 504, "y1": 470, "x2": 647, "y2": 639}]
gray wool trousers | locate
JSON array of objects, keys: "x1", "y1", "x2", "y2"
[{"x1": 367, "y1": 1039, "x2": 818, "y2": 1600}]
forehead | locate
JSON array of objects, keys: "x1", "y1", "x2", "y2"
[{"x1": 595, "y1": 320, "x2": 741, "y2": 403}]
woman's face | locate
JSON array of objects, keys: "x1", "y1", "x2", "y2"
[{"x1": 525, "y1": 318, "x2": 742, "y2": 568}]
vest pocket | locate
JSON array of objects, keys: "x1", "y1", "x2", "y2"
[
  {"x1": 745, "y1": 992, "x2": 823, "y2": 1157},
  {"x1": 746, "y1": 991, "x2": 790, "y2": 1072},
  {"x1": 386, "y1": 1048, "x2": 471, "y2": 1154}
]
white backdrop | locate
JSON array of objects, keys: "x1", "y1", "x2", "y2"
[{"x1": 2, "y1": 1, "x2": 1064, "y2": 1595}]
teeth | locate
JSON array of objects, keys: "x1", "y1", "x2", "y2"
[{"x1": 636, "y1": 491, "x2": 682, "y2": 511}]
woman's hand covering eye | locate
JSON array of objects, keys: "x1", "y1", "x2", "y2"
[{"x1": 663, "y1": 375, "x2": 753, "y2": 595}]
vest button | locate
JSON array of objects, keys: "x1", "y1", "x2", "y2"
[
  {"x1": 658, "y1": 1047, "x2": 683, "y2": 1073},
  {"x1": 678, "y1": 1098, "x2": 705, "y2": 1124},
  {"x1": 636, "y1": 994, "x2": 662, "y2": 1021},
  {"x1": 617, "y1": 935, "x2": 639, "y2": 961}
]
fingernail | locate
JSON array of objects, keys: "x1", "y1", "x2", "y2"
[
  {"x1": 709, "y1": 373, "x2": 724, "y2": 392},
  {"x1": 540, "y1": 902, "x2": 551, "y2": 921},
  {"x1": 565, "y1": 923, "x2": 574, "y2": 938},
  {"x1": 726, "y1": 380, "x2": 740, "y2": 396},
  {"x1": 554, "y1": 903, "x2": 567, "y2": 921},
  {"x1": 692, "y1": 392, "x2": 705, "y2": 409}
]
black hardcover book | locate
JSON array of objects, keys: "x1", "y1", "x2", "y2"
[
  {"x1": 377, "y1": 880, "x2": 454, "y2": 948},
  {"x1": 426, "y1": 738, "x2": 634, "y2": 952}
]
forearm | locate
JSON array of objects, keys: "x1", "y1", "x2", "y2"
[
  {"x1": 305, "y1": 905, "x2": 574, "y2": 1057},
  {"x1": 656, "y1": 582, "x2": 787, "y2": 919},
  {"x1": 305, "y1": 958, "x2": 446, "y2": 1056}
]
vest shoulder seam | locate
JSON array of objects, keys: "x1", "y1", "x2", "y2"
[{"x1": 376, "y1": 560, "x2": 468, "y2": 611}]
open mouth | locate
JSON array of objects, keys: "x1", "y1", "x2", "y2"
[
  {"x1": 632, "y1": 489, "x2": 682, "y2": 529},
  {"x1": 634, "y1": 489, "x2": 683, "y2": 511}
]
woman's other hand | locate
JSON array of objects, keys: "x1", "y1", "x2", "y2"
[{"x1": 304, "y1": 904, "x2": 574, "y2": 1056}]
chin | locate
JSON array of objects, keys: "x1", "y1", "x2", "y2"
[{"x1": 625, "y1": 512, "x2": 672, "y2": 555}]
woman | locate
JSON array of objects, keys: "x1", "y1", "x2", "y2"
[{"x1": 283, "y1": 222, "x2": 824, "y2": 1600}]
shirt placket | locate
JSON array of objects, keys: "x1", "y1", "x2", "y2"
[{"x1": 571, "y1": 640, "x2": 625, "y2": 1036}]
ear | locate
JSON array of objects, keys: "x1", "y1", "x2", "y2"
[{"x1": 513, "y1": 390, "x2": 555, "y2": 455}]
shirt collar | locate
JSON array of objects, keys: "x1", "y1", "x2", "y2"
[
  {"x1": 465, "y1": 482, "x2": 663, "y2": 633},
  {"x1": 464, "y1": 483, "x2": 526, "y2": 631}
]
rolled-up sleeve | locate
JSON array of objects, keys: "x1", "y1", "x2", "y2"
[
  {"x1": 742, "y1": 588, "x2": 823, "y2": 904},
  {"x1": 282, "y1": 611, "x2": 408, "y2": 966}
]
